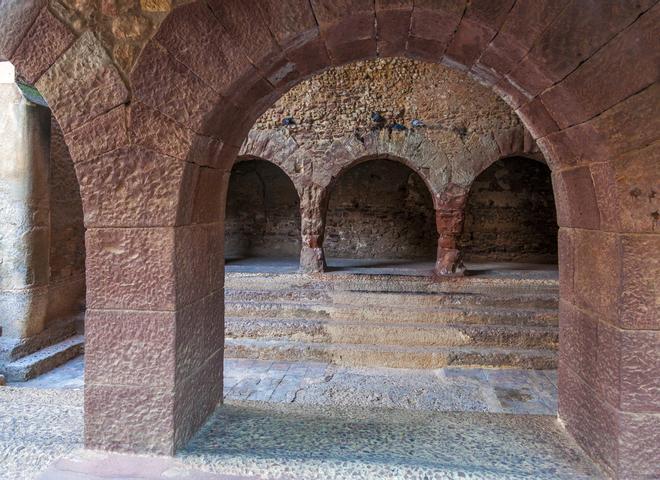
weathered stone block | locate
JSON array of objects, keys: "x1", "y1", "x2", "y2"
[
  {"x1": 573, "y1": 229, "x2": 619, "y2": 321},
  {"x1": 10, "y1": 8, "x2": 75, "y2": 84},
  {"x1": 76, "y1": 145, "x2": 188, "y2": 227},
  {"x1": 619, "y1": 234, "x2": 660, "y2": 330},
  {"x1": 85, "y1": 227, "x2": 176, "y2": 311},
  {"x1": 85, "y1": 309, "x2": 176, "y2": 387},
  {"x1": 36, "y1": 32, "x2": 128, "y2": 132},
  {"x1": 85, "y1": 383, "x2": 176, "y2": 454}
]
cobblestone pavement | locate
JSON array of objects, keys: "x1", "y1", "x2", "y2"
[{"x1": 2, "y1": 356, "x2": 572, "y2": 479}]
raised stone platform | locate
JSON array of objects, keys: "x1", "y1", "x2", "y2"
[{"x1": 225, "y1": 260, "x2": 559, "y2": 369}]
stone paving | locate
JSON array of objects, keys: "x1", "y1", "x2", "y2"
[
  {"x1": 0, "y1": 356, "x2": 601, "y2": 480},
  {"x1": 16, "y1": 356, "x2": 558, "y2": 415}
]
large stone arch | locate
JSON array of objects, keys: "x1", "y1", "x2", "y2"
[{"x1": 2, "y1": 1, "x2": 658, "y2": 477}]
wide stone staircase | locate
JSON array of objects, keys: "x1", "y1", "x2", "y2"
[{"x1": 224, "y1": 271, "x2": 559, "y2": 369}]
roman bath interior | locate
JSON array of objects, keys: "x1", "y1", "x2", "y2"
[{"x1": 0, "y1": 1, "x2": 657, "y2": 479}]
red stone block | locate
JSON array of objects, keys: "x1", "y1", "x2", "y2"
[
  {"x1": 491, "y1": 77, "x2": 529, "y2": 109},
  {"x1": 128, "y1": 101, "x2": 194, "y2": 161},
  {"x1": 35, "y1": 32, "x2": 129, "y2": 132},
  {"x1": 409, "y1": 4, "x2": 462, "y2": 53},
  {"x1": 558, "y1": 363, "x2": 619, "y2": 475},
  {"x1": 10, "y1": 8, "x2": 74, "y2": 84},
  {"x1": 551, "y1": 167, "x2": 601, "y2": 229},
  {"x1": 174, "y1": 224, "x2": 214, "y2": 307},
  {"x1": 619, "y1": 234, "x2": 660, "y2": 330},
  {"x1": 507, "y1": 0, "x2": 652, "y2": 99},
  {"x1": 515, "y1": 97, "x2": 559, "y2": 140},
  {"x1": 573, "y1": 229, "x2": 620, "y2": 321},
  {"x1": 588, "y1": 162, "x2": 620, "y2": 232},
  {"x1": 376, "y1": 4, "x2": 411, "y2": 57},
  {"x1": 154, "y1": 2, "x2": 257, "y2": 98},
  {"x1": 310, "y1": 0, "x2": 374, "y2": 25},
  {"x1": 85, "y1": 383, "x2": 176, "y2": 454},
  {"x1": 173, "y1": 348, "x2": 223, "y2": 449},
  {"x1": 284, "y1": 35, "x2": 332, "y2": 78},
  {"x1": 618, "y1": 327, "x2": 660, "y2": 413},
  {"x1": 259, "y1": 0, "x2": 318, "y2": 49},
  {"x1": 557, "y1": 228, "x2": 575, "y2": 304},
  {"x1": 328, "y1": 37, "x2": 377, "y2": 65},
  {"x1": 65, "y1": 106, "x2": 129, "y2": 164},
  {"x1": 611, "y1": 141, "x2": 660, "y2": 234},
  {"x1": 207, "y1": 0, "x2": 281, "y2": 72},
  {"x1": 585, "y1": 82, "x2": 660, "y2": 159},
  {"x1": 131, "y1": 42, "x2": 221, "y2": 133},
  {"x1": 559, "y1": 301, "x2": 599, "y2": 383},
  {"x1": 76, "y1": 145, "x2": 189, "y2": 228},
  {"x1": 86, "y1": 227, "x2": 177, "y2": 311},
  {"x1": 541, "y1": 4, "x2": 660, "y2": 128},
  {"x1": 617, "y1": 409, "x2": 660, "y2": 479},
  {"x1": 190, "y1": 167, "x2": 229, "y2": 225},
  {"x1": 477, "y1": 0, "x2": 569, "y2": 76},
  {"x1": 323, "y1": 12, "x2": 375, "y2": 47},
  {"x1": 0, "y1": 0, "x2": 46, "y2": 61},
  {"x1": 85, "y1": 309, "x2": 177, "y2": 387}
]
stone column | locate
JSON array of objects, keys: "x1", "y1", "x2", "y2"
[
  {"x1": 434, "y1": 186, "x2": 468, "y2": 276},
  {"x1": 0, "y1": 74, "x2": 52, "y2": 341},
  {"x1": 300, "y1": 184, "x2": 328, "y2": 273}
]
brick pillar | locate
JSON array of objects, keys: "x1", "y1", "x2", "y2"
[
  {"x1": 300, "y1": 184, "x2": 328, "y2": 273},
  {"x1": 0, "y1": 79, "x2": 52, "y2": 342},
  {"x1": 434, "y1": 185, "x2": 468, "y2": 276}
]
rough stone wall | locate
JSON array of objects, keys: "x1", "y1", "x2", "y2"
[
  {"x1": 325, "y1": 159, "x2": 436, "y2": 259},
  {"x1": 47, "y1": 118, "x2": 85, "y2": 326},
  {"x1": 255, "y1": 57, "x2": 520, "y2": 164},
  {"x1": 225, "y1": 159, "x2": 301, "y2": 259},
  {"x1": 241, "y1": 58, "x2": 551, "y2": 262},
  {"x1": 460, "y1": 158, "x2": 558, "y2": 263}
]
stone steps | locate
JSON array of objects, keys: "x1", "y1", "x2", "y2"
[
  {"x1": 223, "y1": 271, "x2": 558, "y2": 369},
  {"x1": 225, "y1": 316, "x2": 558, "y2": 349},
  {"x1": 225, "y1": 288, "x2": 559, "y2": 309},
  {"x1": 224, "y1": 301, "x2": 557, "y2": 327},
  {"x1": 3, "y1": 334, "x2": 84, "y2": 382},
  {"x1": 225, "y1": 337, "x2": 557, "y2": 370}
]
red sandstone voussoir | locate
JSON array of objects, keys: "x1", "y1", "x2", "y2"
[
  {"x1": 541, "y1": 4, "x2": 660, "y2": 129},
  {"x1": 64, "y1": 105, "x2": 129, "y2": 164},
  {"x1": 0, "y1": 0, "x2": 46, "y2": 61},
  {"x1": 10, "y1": 8, "x2": 75, "y2": 84}
]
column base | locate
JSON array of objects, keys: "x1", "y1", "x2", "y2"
[
  {"x1": 299, "y1": 247, "x2": 326, "y2": 273},
  {"x1": 434, "y1": 248, "x2": 465, "y2": 276}
]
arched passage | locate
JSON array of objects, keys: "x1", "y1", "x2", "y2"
[
  {"x1": 2, "y1": 2, "x2": 657, "y2": 477},
  {"x1": 460, "y1": 157, "x2": 558, "y2": 265},
  {"x1": 325, "y1": 158, "x2": 436, "y2": 267},
  {"x1": 224, "y1": 158, "x2": 301, "y2": 268}
]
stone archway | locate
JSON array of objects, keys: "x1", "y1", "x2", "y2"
[
  {"x1": 2, "y1": 2, "x2": 657, "y2": 477},
  {"x1": 459, "y1": 156, "x2": 558, "y2": 265},
  {"x1": 224, "y1": 157, "x2": 302, "y2": 264},
  {"x1": 324, "y1": 157, "x2": 437, "y2": 265}
]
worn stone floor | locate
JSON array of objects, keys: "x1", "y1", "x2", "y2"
[
  {"x1": 1, "y1": 356, "x2": 605, "y2": 479},
  {"x1": 14, "y1": 356, "x2": 558, "y2": 415}
]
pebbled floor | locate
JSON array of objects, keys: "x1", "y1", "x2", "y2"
[{"x1": 1, "y1": 356, "x2": 605, "y2": 480}]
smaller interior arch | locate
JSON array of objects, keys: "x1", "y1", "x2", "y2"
[
  {"x1": 325, "y1": 158, "x2": 436, "y2": 268},
  {"x1": 459, "y1": 156, "x2": 558, "y2": 266},
  {"x1": 224, "y1": 158, "x2": 301, "y2": 268}
]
